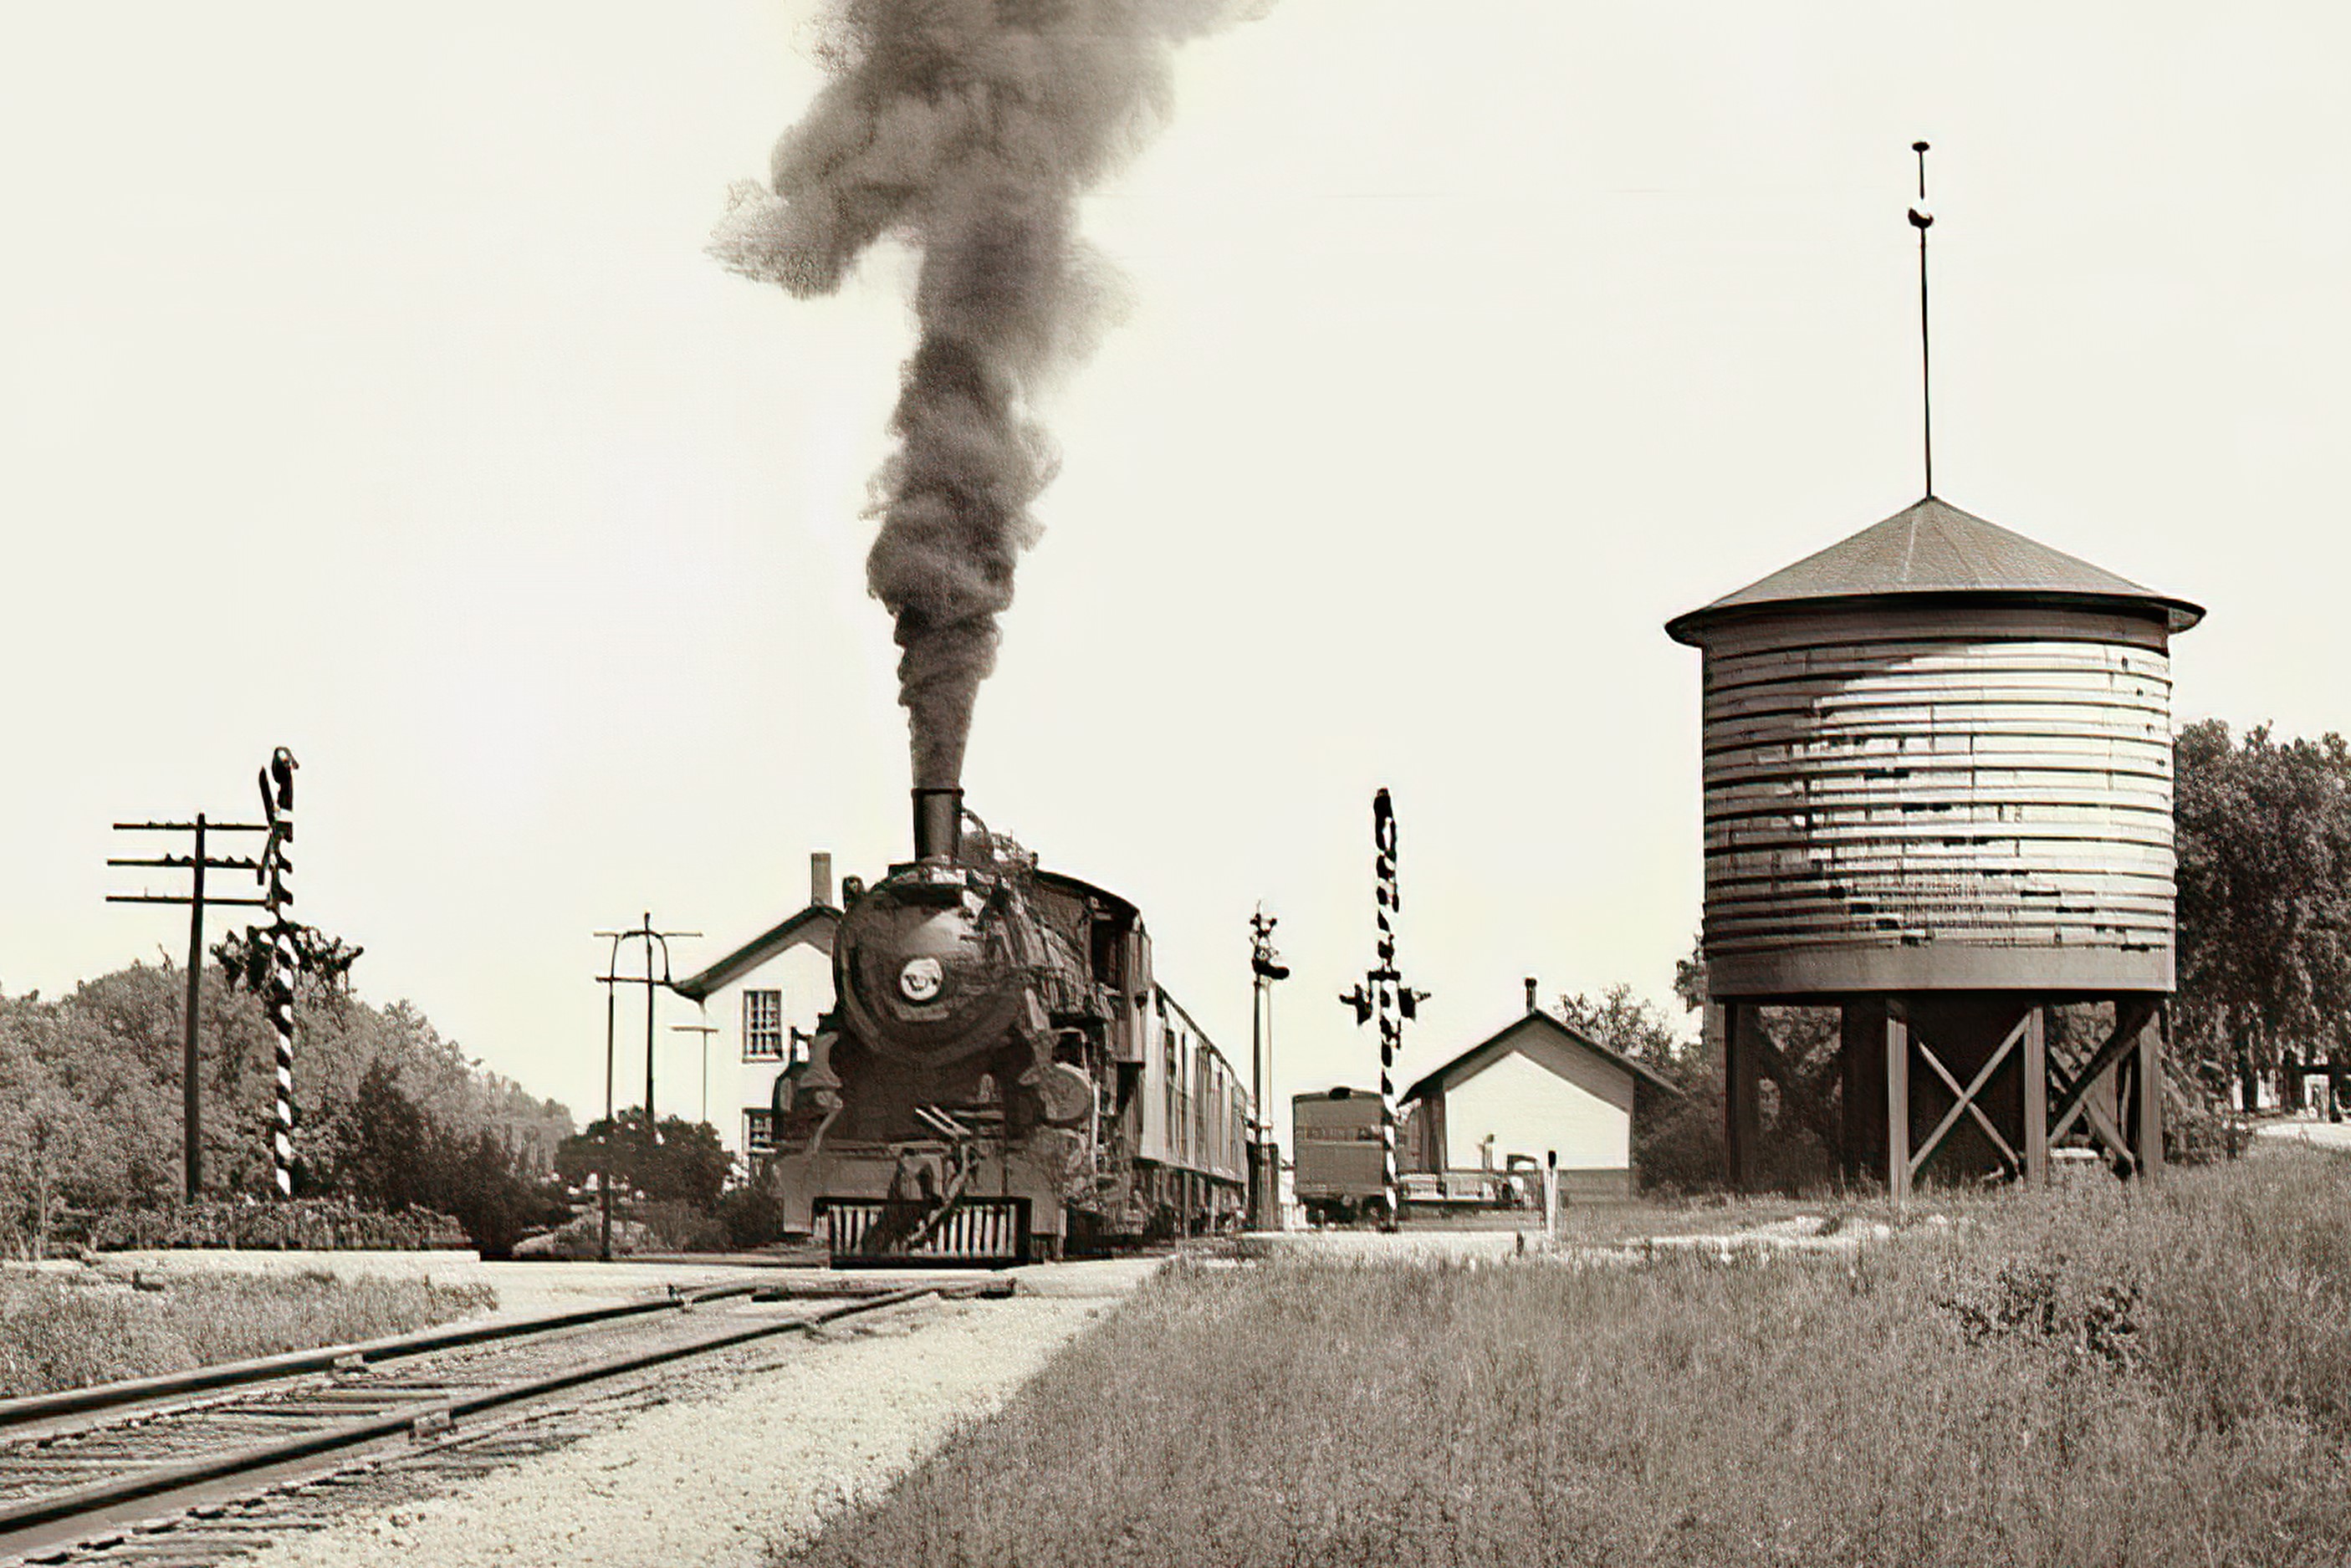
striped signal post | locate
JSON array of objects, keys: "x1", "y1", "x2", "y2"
[
  {"x1": 258, "y1": 748, "x2": 299, "y2": 1197},
  {"x1": 1341, "y1": 789, "x2": 1424, "y2": 1231}
]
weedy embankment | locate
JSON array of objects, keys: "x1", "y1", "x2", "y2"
[
  {"x1": 0, "y1": 1269, "x2": 496, "y2": 1397},
  {"x1": 783, "y1": 1148, "x2": 2351, "y2": 1567}
]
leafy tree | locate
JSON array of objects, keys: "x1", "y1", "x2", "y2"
[
  {"x1": 302, "y1": 1060, "x2": 563, "y2": 1257},
  {"x1": 557, "y1": 1111, "x2": 731, "y2": 1213},
  {"x1": 1553, "y1": 983, "x2": 1690, "y2": 1070},
  {"x1": 0, "y1": 959, "x2": 572, "y2": 1258},
  {"x1": 339, "y1": 1060, "x2": 432, "y2": 1208},
  {"x1": 1572, "y1": 942, "x2": 1838, "y2": 1193},
  {"x1": 2175, "y1": 720, "x2": 2351, "y2": 1101},
  {"x1": 0, "y1": 1073, "x2": 102, "y2": 1258}
]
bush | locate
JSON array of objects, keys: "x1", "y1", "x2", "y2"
[
  {"x1": 87, "y1": 1198, "x2": 470, "y2": 1252},
  {"x1": 717, "y1": 1180, "x2": 790, "y2": 1248},
  {"x1": 324, "y1": 1063, "x2": 570, "y2": 1258},
  {"x1": 1632, "y1": 1080, "x2": 1725, "y2": 1193},
  {"x1": 555, "y1": 1111, "x2": 731, "y2": 1212},
  {"x1": 2164, "y1": 1090, "x2": 2251, "y2": 1166},
  {"x1": 635, "y1": 1199, "x2": 729, "y2": 1253},
  {"x1": 511, "y1": 1211, "x2": 653, "y2": 1259}
]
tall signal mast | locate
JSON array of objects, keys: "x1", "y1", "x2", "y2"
[{"x1": 1340, "y1": 789, "x2": 1425, "y2": 1229}]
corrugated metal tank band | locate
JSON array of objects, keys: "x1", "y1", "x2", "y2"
[{"x1": 1697, "y1": 601, "x2": 2177, "y2": 995}]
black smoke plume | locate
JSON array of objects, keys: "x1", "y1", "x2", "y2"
[{"x1": 714, "y1": 0, "x2": 1252, "y2": 787}]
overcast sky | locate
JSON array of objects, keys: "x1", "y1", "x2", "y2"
[{"x1": 4, "y1": 2, "x2": 2344, "y2": 1132}]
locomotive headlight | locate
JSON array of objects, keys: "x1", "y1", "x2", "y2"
[{"x1": 897, "y1": 957, "x2": 944, "y2": 1003}]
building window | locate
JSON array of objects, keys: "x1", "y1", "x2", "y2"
[
  {"x1": 743, "y1": 1109, "x2": 777, "y2": 1154},
  {"x1": 744, "y1": 989, "x2": 785, "y2": 1060}
]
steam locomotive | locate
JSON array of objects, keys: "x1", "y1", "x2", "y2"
[{"x1": 765, "y1": 787, "x2": 1249, "y2": 1264}]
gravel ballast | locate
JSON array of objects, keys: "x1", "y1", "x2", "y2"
[{"x1": 248, "y1": 1275, "x2": 1143, "y2": 1568}]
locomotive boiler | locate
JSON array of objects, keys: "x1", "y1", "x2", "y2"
[{"x1": 765, "y1": 787, "x2": 1248, "y2": 1264}]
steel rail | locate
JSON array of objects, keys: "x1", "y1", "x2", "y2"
[
  {"x1": 0, "y1": 1282, "x2": 760, "y2": 1431},
  {"x1": 0, "y1": 1284, "x2": 967, "y2": 1540}
]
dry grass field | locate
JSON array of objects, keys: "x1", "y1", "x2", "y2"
[
  {"x1": 785, "y1": 1148, "x2": 2351, "y2": 1567},
  {"x1": 0, "y1": 1269, "x2": 496, "y2": 1397}
]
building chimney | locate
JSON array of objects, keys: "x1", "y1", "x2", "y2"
[
  {"x1": 1525, "y1": 977, "x2": 1539, "y2": 1014},
  {"x1": 810, "y1": 851, "x2": 833, "y2": 908}
]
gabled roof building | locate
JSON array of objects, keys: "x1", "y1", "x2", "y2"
[
  {"x1": 662, "y1": 853, "x2": 841, "y2": 1160},
  {"x1": 1399, "y1": 982, "x2": 1679, "y2": 1200}
]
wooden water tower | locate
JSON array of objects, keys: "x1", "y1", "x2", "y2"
[
  {"x1": 1666, "y1": 146, "x2": 2205, "y2": 1193},
  {"x1": 1667, "y1": 497, "x2": 2201, "y2": 1192}
]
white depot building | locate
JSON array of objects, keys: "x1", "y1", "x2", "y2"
[
  {"x1": 668, "y1": 853, "x2": 841, "y2": 1162},
  {"x1": 1400, "y1": 982, "x2": 1679, "y2": 1198}
]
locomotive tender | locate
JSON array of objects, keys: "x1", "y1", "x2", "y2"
[{"x1": 766, "y1": 787, "x2": 1248, "y2": 1264}]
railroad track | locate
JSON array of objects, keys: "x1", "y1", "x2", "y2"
[{"x1": 0, "y1": 1280, "x2": 997, "y2": 1566}]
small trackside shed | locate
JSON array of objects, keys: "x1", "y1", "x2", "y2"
[{"x1": 1400, "y1": 1001, "x2": 1679, "y2": 1199}]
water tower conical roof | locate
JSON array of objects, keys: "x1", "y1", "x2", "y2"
[{"x1": 1664, "y1": 495, "x2": 2203, "y2": 644}]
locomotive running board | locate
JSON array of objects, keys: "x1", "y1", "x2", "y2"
[{"x1": 815, "y1": 1196, "x2": 1033, "y2": 1269}]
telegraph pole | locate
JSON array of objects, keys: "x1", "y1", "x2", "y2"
[
  {"x1": 592, "y1": 913, "x2": 698, "y2": 1260},
  {"x1": 109, "y1": 809, "x2": 270, "y2": 1201},
  {"x1": 1248, "y1": 906, "x2": 1290, "y2": 1231},
  {"x1": 1340, "y1": 789, "x2": 1426, "y2": 1231}
]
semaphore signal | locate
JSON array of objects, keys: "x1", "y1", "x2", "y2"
[
  {"x1": 1339, "y1": 789, "x2": 1426, "y2": 1230},
  {"x1": 256, "y1": 748, "x2": 299, "y2": 1198},
  {"x1": 1248, "y1": 904, "x2": 1290, "y2": 1231}
]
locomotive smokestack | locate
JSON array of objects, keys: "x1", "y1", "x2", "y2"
[{"x1": 912, "y1": 787, "x2": 963, "y2": 864}]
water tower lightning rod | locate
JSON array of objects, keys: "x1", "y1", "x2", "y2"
[{"x1": 1910, "y1": 140, "x2": 1935, "y2": 498}]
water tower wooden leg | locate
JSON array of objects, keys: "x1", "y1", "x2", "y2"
[
  {"x1": 2137, "y1": 1004, "x2": 2165, "y2": 1180},
  {"x1": 2022, "y1": 1004, "x2": 2048, "y2": 1183},
  {"x1": 1886, "y1": 1009, "x2": 1911, "y2": 1202},
  {"x1": 1725, "y1": 1002, "x2": 1762, "y2": 1191}
]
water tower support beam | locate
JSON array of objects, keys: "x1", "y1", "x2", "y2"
[
  {"x1": 1906, "y1": 1014, "x2": 2026, "y2": 1182},
  {"x1": 2049, "y1": 997, "x2": 2160, "y2": 1169},
  {"x1": 1724, "y1": 1002, "x2": 1763, "y2": 1190},
  {"x1": 2139, "y1": 1006, "x2": 2167, "y2": 1179},
  {"x1": 2021, "y1": 1006, "x2": 2049, "y2": 1182},
  {"x1": 1884, "y1": 1010, "x2": 1912, "y2": 1203}
]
